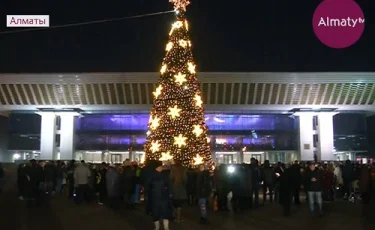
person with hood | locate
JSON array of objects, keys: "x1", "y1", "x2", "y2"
[
  {"x1": 106, "y1": 165, "x2": 120, "y2": 209},
  {"x1": 74, "y1": 160, "x2": 91, "y2": 204},
  {"x1": 146, "y1": 160, "x2": 172, "y2": 230}
]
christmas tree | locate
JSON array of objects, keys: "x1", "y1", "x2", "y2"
[{"x1": 144, "y1": 0, "x2": 212, "y2": 167}]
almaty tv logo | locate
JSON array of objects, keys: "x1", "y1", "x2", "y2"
[{"x1": 312, "y1": 0, "x2": 365, "y2": 49}]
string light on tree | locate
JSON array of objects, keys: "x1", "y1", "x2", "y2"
[
  {"x1": 150, "y1": 141, "x2": 161, "y2": 153},
  {"x1": 168, "y1": 105, "x2": 182, "y2": 119},
  {"x1": 187, "y1": 62, "x2": 196, "y2": 73},
  {"x1": 144, "y1": 0, "x2": 213, "y2": 167},
  {"x1": 174, "y1": 134, "x2": 187, "y2": 148},
  {"x1": 193, "y1": 154, "x2": 204, "y2": 165},
  {"x1": 192, "y1": 124, "x2": 203, "y2": 137},
  {"x1": 153, "y1": 85, "x2": 163, "y2": 99},
  {"x1": 174, "y1": 72, "x2": 187, "y2": 85},
  {"x1": 159, "y1": 152, "x2": 173, "y2": 161}
]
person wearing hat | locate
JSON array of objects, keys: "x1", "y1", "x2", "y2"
[{"x1": 146, "y1": 160, "x2": 172, "y2": 230}]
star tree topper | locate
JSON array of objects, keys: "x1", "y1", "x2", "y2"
[{"x1": 169, "y1": 0, "x2": 190, "y2": 11}]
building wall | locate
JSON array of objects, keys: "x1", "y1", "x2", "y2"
[
  {"x1": 6, "y1": 112, "x2": 369, "y2": 153},
  {"x1": 0, "y1": 115, "x2": 10, "y2": 162},
  {"x1": 367, "y1": 115, "x2": 375, "y2": 153}
]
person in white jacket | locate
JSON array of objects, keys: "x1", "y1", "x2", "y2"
[
  {"x1": 74, "y1": 160, "x2": 91, "y2": 203},
  {"x1": 334, "y1": 164, "x2": 343, "y2": 190}
]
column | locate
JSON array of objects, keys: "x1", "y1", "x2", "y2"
[
  {"x1": 296, "y1": 113, "x2": 315, "y2": 161},
  {"x1": 317, "y1": 113, "x2": 337, "y2": 161},
  {"x1": 130, "y1": 135, "x2": 137, "y2": 161},
  {"x1": 209, "y1": 136, "x2": 216, "y2": 163},
  {"x1": 0, "y1": 114, "x2": 9, "y2": 162},
  {"x1": 238, "y1": 137, "x2": 244, "y2": 163},
  {"x1": 37, "y1": 112, "x2": 57, "y2": 160},
  {"x1": 58, "y1": 112, "x2": 79, "y2": 160}
]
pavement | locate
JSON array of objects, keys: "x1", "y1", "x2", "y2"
[{"x1": 0, "y1": 165, "x2": 370, "y2": 230}]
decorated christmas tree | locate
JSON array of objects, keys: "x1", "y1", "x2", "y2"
[{"x1": 144, "y1": 0, "x2": 212, "y2": 167}]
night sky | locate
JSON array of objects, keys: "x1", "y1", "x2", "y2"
[{"x1": 0, "y1": 0, "x2": 373, "y2": 73}]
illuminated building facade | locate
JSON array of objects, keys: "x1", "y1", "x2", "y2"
[{"x1": 0, "y1": 72, "x2": 374, "y2": 163}]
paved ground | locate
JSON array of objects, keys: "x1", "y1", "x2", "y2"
[{"x1": 0, "y1": 165, "x2": 372, "y2": 230}]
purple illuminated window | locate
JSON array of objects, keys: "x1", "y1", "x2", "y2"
[{"x1": 76, "y1": 114, "x2": 295, "y2": 131}]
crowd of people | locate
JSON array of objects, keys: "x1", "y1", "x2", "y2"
[{"x1": 9, "y1": 158, "x2": 375, "y2": 230}]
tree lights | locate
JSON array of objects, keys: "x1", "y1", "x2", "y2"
[{"x1": 144, "y1": 0, "x2": 212, "y2": 167}]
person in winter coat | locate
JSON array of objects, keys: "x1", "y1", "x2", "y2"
[
  {"x1": 96, "y1": 162, "x2": 107, "y2": 205},
  {"x1": 186, "y1": 166, "x2": 197, "y2": 205},
  {"x1": 279, "y1": 166, "x2": 293, "y2": 216},
  {"x1": 322, "y1": 164, "x2": 334, "y2": 201},
  {"x1": 106, "y1": 165, "x2": 120, "y2": 209},
  {"x1": 289, "y1": 161, "x2": 302, "y2": 205},
  {"x1": 146, "y1": 161, "x2": 172, "y2": 230},
  {"x1": 360, "y1": 165, "x2": 371, "y2": 204},
  {"x1": 261, "y1": 160, "x2": 275, "y2": 203},
  {"x1": 121, "y1": 160, "x2": 135, "y2": 208},
  {"x1": 304, "y1": 163, "x2": 324, "y2": 217},
  {"x1": 0, "y1": 163, "x2": 4, "y2": 194},
  {"x1": 250, "y1": 158, "x2": 261, "y2": 208},
  {"x1": 342, "y1": 160, "x2": 354, "y2": 199},
  {"x1": 169, "y1": 160, "x2": 187, "y2": 222},
  {"x1": 196, "y1": 164, "x2": 212, "y2": 224}
]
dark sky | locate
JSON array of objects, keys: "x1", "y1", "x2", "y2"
[{"x1": 0, "y1": 0, "x2": 373, "y2": 73}]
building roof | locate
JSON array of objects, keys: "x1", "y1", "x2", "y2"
[{"x1": 0, "y1": 72, "x2": 374, "y2": 113}]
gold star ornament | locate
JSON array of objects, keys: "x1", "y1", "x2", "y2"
[
  {"x1": 150, "y1": 116, "x2": 160, "y2": 130},
  {"x1": 159, "y1": 152, "x2": 173, "y2": 161},
  {"x1": 153, "y1": 85, "x2": 163, "y2": 99},
  {"x1": 187, "y1": 62, "x2": 196, "y2": 74},
  {"x1": 174, "y1": 134, "x2": 187, "y2": 148},
  {"x1": 179, "y1": 39, "x2": 188, "y2": 48},
  {"x1": 169, "y1": 21, "x2": 183, "y2": 35},
  {"x1": 174, "y1": 72, "x2": 187, "y2": 85},
  {"x1": 169, "y1": 0, "x2": 190, "y2": 11},
  {"x1": 166, "y1": 42, "x2": 173, "y2": 52},
  {"x1": 160, "y1": 64, "x2": 167, "y2": 74},
  {"x1": 193, "y1": 154, "x2": 204, "y2": 165},
  {"x1": 192, "y1": 124, "x2": 203, "y2": 137},
  {"x1": 194, "y1": 94, "x2": 203, "y2": 107},
  {"x1": 168, "y1": 105, "x2": 182, "y2": 119},
  {"x1": 150, "y1": 140, "x2": 161, "y2": 153}
]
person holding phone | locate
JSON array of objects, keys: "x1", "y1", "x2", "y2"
[{"x1": 305, "y1": 163, "x2": 324, "y2": 217}]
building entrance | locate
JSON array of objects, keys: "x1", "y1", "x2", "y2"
[{"x1": 111, "y1": 154, "x2": 122, "y2": 164}]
